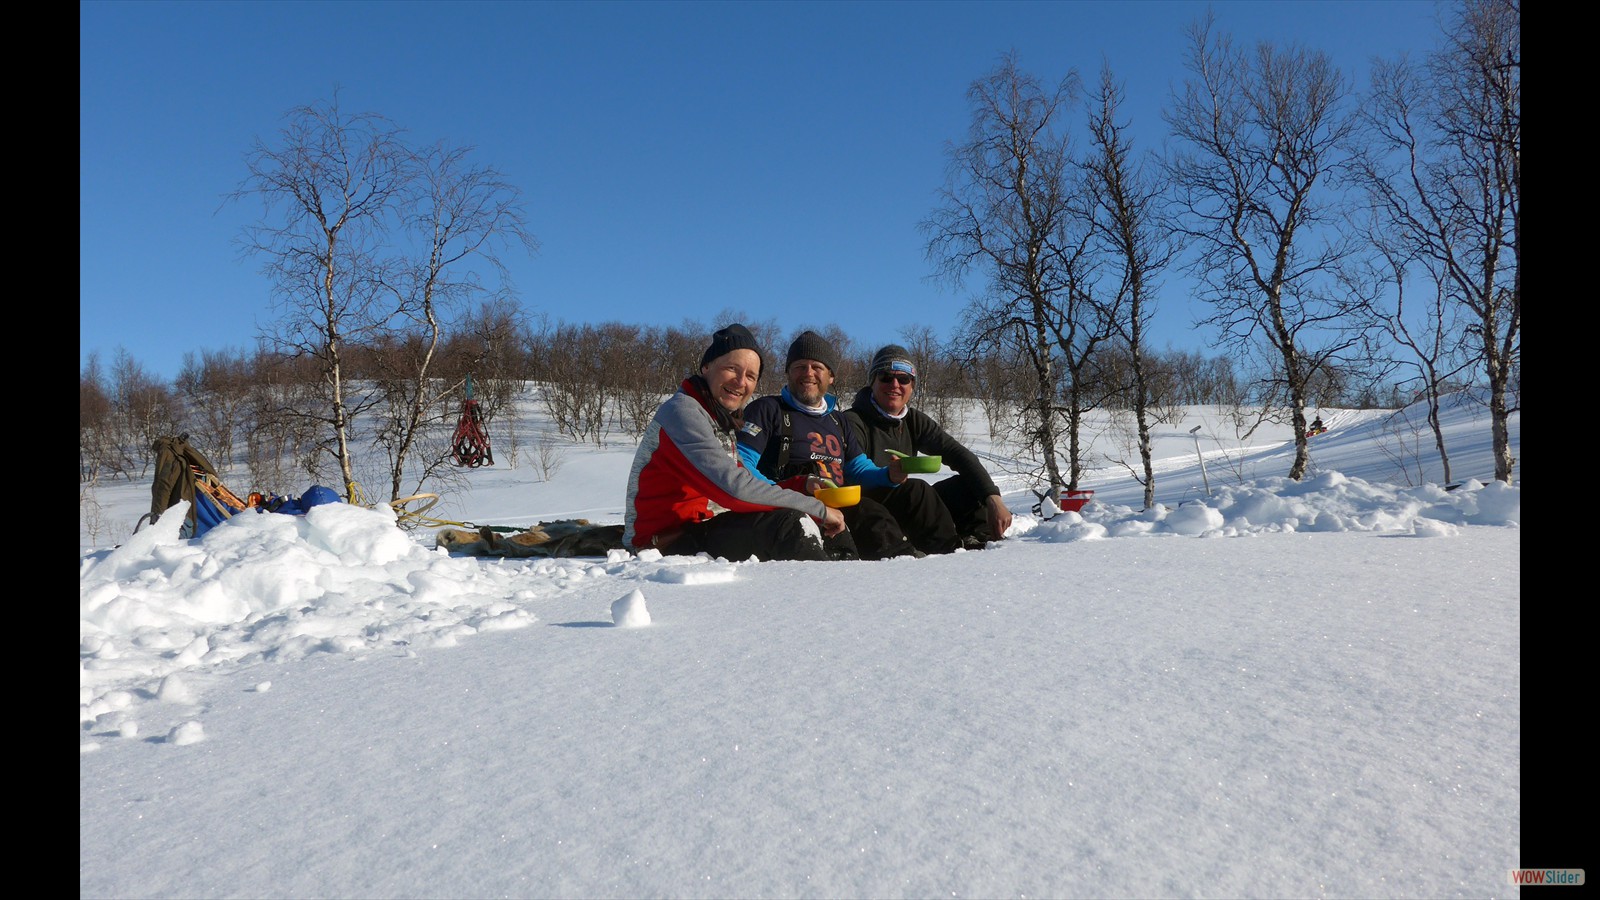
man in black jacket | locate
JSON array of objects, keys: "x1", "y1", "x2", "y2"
[{"x1": 843, "y1": 345, "x2": 1014, "y2": 549}]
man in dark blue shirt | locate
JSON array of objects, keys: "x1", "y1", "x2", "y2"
[{"x1": 737, "y1": 331, "x2": 921, "y2": 560}]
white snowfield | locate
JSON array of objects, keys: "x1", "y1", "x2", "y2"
[{"x1": 81, "y1": 393, "x2": 1523, "y2": 899}]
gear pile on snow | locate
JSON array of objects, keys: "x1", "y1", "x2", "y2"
[
  {"x1": 435, "y1": 520, "x2": 625, "y2": 558},
  {"x1": 144, "y1": 434, "x2": 344, "y2": 539}
]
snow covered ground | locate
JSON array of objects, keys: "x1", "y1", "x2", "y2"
[{"x1": 80, "y1": 390, "x2": 1531, "y2": 899}]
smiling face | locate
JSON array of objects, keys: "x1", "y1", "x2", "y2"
[
  {"x1": 785, "y1": 359, "x2": 833, "y2": 407},
  {"x1": 871, "y1": 370, "x2": 914, "y2": 416},
  {"x1": 701, "y1": 349, "x2": 762, "y2": 413}
]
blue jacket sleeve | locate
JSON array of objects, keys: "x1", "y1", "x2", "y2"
[
  {"x1": 838, "y1": 409, "x2": 892, "y2": 488},
  {"x1": 735, "y1": 398, "x2": 780, "y2": 485},
  {"x1": 736, "y1": 442, "x2": 776, "y2": 484},
  {"x1": 844, "y1": 452, "x2": 893, "y2": 488}
]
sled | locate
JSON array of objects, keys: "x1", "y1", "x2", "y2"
[
  {"x1": 435, "y1": 519, "x2": 626, "y2": 558},
  {"x1": 1059, "y1": 489, "x2": 1094, "y2": 513},
  {"x1": 451, "y1": 375, "x2": 494, "y2": 468},
  {"x1": 1030, "y1": 487, "x2": 1094, "y2": 519}
]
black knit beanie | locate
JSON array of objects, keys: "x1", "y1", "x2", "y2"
[
  {"x1": 700, "y1": 323, "x2": 764, "y2": 374},
  {"x1": 785, "y1": 330, "x2": 837, "y2": 373},
  {"x1": 869, "y1": 344, "x2": 917, "y2": 381}
]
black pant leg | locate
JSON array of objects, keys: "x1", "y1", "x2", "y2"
[
  {"x1": 841, "y1": 497, "x2": 918, "y2": 560},
  {"x1": 934, "y1": 476, "x2": 993, "y2": 541},
  {"x1": 674, "y1": 510, "x2": 827, "y2": 561},
  {"x1": 875, "y1": 479, "x2": 960, "y2": 554}
]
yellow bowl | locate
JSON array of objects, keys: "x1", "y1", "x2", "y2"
[
  {"x1": 899, "y1": 455, "x2": 942, "y2": 474},
  {"x1": 814, "y1": 484, "x2": 861, "y2": 508}
]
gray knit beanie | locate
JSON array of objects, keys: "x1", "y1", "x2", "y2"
[
  {"x1": 869, "y1": 344, "x2": 917, "y2": 381},
  {"x1": 785, "y1": 331, "x2": 837, "y2": 373},
  {"x1": 700, "y1": 323, "x2": 764, "y2": 375}
]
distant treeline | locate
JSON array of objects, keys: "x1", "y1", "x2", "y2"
[{"x1": 80, "y1": 315, "x2": 1428, "y2": 496}]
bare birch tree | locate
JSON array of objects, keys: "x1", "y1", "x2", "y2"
[
  {"x1": 231, "y1": 96, "x2": 537, "y2": 503},
  {"x1": 1164, "y1": 14, "x2": 1369, "y2": 480},
  {"x1": 1084, "y1": 63, "x2": 1177, "y2": 509},
  {"x1": 1358, "y1": 239, "x2": 1473, "y2": 483},
  {"x1": 925, "y1": 52, "x2": 1084, "y2": 494},
  {"x1": 229, "y1": 95, "x2": 409, "y2": 501},
  {"x1": 368, "y1": 140, "x2": 537, "y2": 502},
  {"x1": 1352, "y1": 0, "x2": 1519, "y2": 483}
]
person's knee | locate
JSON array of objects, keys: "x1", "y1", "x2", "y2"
[{"x1": 772, "y1": 509, "x2": 827, "y2": 561}]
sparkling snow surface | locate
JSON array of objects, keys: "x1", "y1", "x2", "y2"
[{"x1": 81, "y1": 395, "x2": 1522, "y2": 898}]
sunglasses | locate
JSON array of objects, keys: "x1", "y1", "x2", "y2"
[{"x1": 876, "y1": 373, "x2": 914, "y2": 386}]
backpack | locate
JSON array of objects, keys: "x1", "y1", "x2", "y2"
[{"x1": 147, "y1": 434, "x2": 251, "y2": 538}]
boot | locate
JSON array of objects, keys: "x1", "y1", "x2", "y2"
[{"x1": 824, "y1": 531, "x2": 861, "y2": 561}]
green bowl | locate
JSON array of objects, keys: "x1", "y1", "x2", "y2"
[{"x1": 899, "y1": 455, "x2": 942, "y2": 474}]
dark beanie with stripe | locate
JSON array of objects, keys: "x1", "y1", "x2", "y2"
[
  {"x1": 869, "y1": 344, "x2": 917, "y2": 381},
  {"x1": 700, "y1": 323, "x2": 764, "y2": 375}
]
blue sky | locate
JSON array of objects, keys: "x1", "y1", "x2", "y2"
[{"x1": 80, "y1": 0, "x2": 1445, "y2": 380}]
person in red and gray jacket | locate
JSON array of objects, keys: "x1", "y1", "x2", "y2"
[{"x1": 623, "y1": 324, "x2": 845, "y2": 561}]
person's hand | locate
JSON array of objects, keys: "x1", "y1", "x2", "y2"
[
  {"x1": 887, "y1": 455, "x2": 907, "y2": 485},
  {"x1": 821, "y1": 505, "x2": 846, "y2": 537},
  {"x1": 806, "y1": 475, "x2": 844, "y2": 495},
  {"x1": 986, "y1": 494, "x2": 1013, "y2": 539}
]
